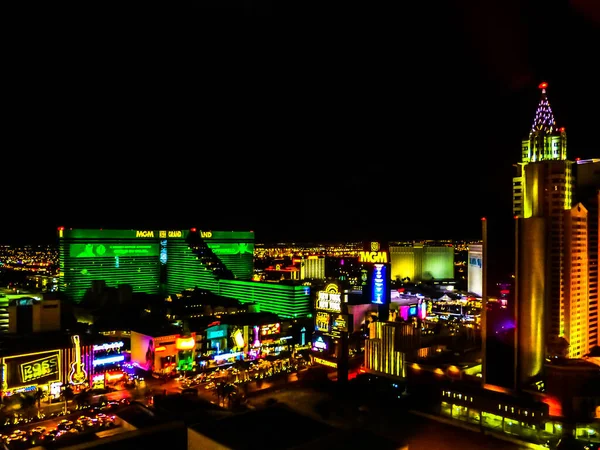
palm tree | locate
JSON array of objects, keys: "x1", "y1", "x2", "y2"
[
  {"x1": 20, "y1": 393, "x2": 37, "y2": 420},
  {"x1": 74, "y1": 389, "x2": 92, "y2": 409},
  {"x1": 222, "y1": 383, "x2": 237, "y2": 408},
  {"x1": 214, "y1": 382, "x2": 225, "y2": 407},
  {"x1": 61, "y1": 386, "x2": 75, "y2": 413},
  {"x1": 34, "y1": 388, "x2": 46, "y2": 410},
  {"x1": 1, "y1": 395, "x2": 19, "y2": 425}
]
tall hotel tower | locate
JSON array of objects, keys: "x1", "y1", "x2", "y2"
[
  {"x1": 575, "y1": 158, "x2": 600, "y2": 350},
  {"x1": 512, "y1": 82, "x2": 590, "y2": 388}
]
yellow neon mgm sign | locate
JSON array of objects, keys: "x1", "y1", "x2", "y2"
[{"x1": 358, "y1": 251, "x2": 388, "y2": 263}]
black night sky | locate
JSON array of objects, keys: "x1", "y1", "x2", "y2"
[{"x1": 2, "y1": 1, "x2": 599, "y2": 262}]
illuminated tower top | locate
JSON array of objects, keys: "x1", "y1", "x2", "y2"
[
  {"x1": 530, "y1": 82, "x2": 557, "y2": 135},
  {"x1": 521, "y1": 82, "x2": 567, "y2": 163}
]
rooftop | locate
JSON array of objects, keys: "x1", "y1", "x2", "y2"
[
  {"x1": 0, "y1": 330, "x2": 104, "y2": 357},
  {"x1": 189, "y1": 403, "x2": 402, "y2": 450}
]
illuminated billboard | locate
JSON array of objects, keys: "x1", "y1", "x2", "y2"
[
  {"x1": 260, "y1": 323, "x2": 280, "y2": 336},
  {"x1": 206, "y1": 243, "x2": 254, "y2": 256},
  {"x1": 207, "y1": 324, "x2": 228, "y2": 340},
  {"x1": 69, "y1": 243, "x2": 159, "y2": 258},
  {"x1": 467, "y1": 244, "x2": 483, "y2": 297},
  {"x1": 315, "y1": 312, "x2": 330, "y2": 333},
  {"x1": 5, "y1": 350, "x2": 61, "y2": 389},
  {"x1": 369, "y1": 263, "x2": 390, "y2": 305},
  {"x1": 316, "y1": 283, "x2": 343, "y2": 313},
  {"x1": 130, "y1": 332, "x2": 157, "y2": 372}
]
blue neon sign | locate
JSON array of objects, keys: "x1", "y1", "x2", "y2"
[
  {"x1": 371, "y1": 263, "x2": 388, "y2": 304},
  {"x1": 93, "y1": 355, "x2": 125, "y2": 366}
]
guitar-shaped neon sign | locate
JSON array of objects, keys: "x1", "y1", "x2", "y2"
[{"x1": 69, "y1": 335, "x2": 87, "y2": 385}]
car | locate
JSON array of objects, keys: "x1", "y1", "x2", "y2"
[{"x1": 57, "y1": 419, "x2": 74, "y2": 430}]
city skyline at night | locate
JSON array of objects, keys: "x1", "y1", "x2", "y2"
[
  {"x1": 1, "y1": 3, "x2": 599, "y2": 449},
  {"x1": 2, "y1": 2, "x2": 600, "y2": 249}
]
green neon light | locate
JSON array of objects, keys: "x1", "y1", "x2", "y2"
[
  {"x1": 59, "y1": 229, "x2": 309, "y2": 317},
  {"x1": 69, "y1": 243, "x2": 159, "y2": 258}
]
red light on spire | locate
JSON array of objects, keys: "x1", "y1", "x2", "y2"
[
  {"x1": 559, "y1": 127, "x2": 565, "y2": 132},
  {"x1": 57, "y1": 226, "x2": 65, "y2": 231},
  {"x1": 481, "y1": 217, "x2": 486, "y2": 221},
  {"x1": 575, "y1": 157, "x2": 581, "y2": 161},
  {"x1": 190, "y1": 228, "x2": 197, "y2": 232},
  {"x1": 538, "y1": 81, "x2": 548, "y2": 89},
  {"x1": 514, "y1": 215, "x2": 519, "y2": 219}
]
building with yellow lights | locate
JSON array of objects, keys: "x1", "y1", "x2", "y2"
[
  {"x1": 512, "y1": 83, "x2": 594, "y2": 385},
  {"x1": 389, "y1": 243, "x2": 454, "y2": 283},
  {"x1": 430, "y1": 84, "x2": 600, "y2": 449},
  {"x1": 575, "y1": 158, "x2": 600, "y2": 351},
  {"x1": 364, "y1": 321, "x2": 421, "y2": 379}
]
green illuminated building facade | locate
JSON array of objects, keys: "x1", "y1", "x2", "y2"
[{"x1": 58, "y1": 228, "x2": 310, "y2": 318}]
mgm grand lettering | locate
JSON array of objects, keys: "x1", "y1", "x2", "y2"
[
  {"x1": 136, "y1": 230, "x2": 154, "y2": 238},
  {"x1": 358, "y1": 251, "x2": 388, "y2": 263},
  {"x1": 21, "y1": 355, "x2": 59, "y2": 383},
  {"x1": 159, "y1": 230, "x2": 183, "y2": 238},
  {"x1": 317, "y1": 291, "x2": 341, "y2": 313}
]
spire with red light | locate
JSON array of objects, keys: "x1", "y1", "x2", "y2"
[
  {"x1": 521, "y1": 82, "x2": 566, "y2": 162},
  {"x1": 530, "y1": 81, "x2": 558, "y2": 135}
]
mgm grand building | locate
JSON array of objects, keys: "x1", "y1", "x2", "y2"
[{"x1": 57, "y1": 228, "x2": 310, "y2": 318}]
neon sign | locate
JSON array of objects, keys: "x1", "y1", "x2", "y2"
[
  {"x1": 21, "y1": 355, "x2": 59, "y2": 383},
  {"x1": 316, "y1": 291, "x2": 341, "y2": 312},
  {"x1": 315, "y1": 312, "x2": 330, "y2": 332},
  {"x1": 176, "y1": 337, "x2": 195, "y2": 350},
  {"x1": 93, "y1": 355, "x2": 125, "y2": 366},
  {"x1": 213, "y1": 351, "x2": 242, "y2": 361},
  {"x1": 358, "y1": 251, "x2": 388, "y2": 263},
  {"x1": 371, "y1": 263, "x2": 387, "y2": 304},
  {"x1": 232, "y1": 329, "x2": 245, "y2": 348},
  {"x1": 159, "y1": 230, "x2": 183, "y2": 238},
  {"x1": 69, "y1": 335, "x2": 87, "y2": 385},
  {"x1": 6, "y1": 385, "x2": 37, "y2": 396},
  {"x1": 359, "y1": 241, "x2": 388, "y2": 263},
  {"x1": 106, "y1": 372, "x2": 124, "y2": 381},
  {"x1": 136, "y1": 230, "x2": 154, "y2": 238},
  {"x1": 313, "y1": 357, "x2": 337, "y2": 368},
  {"x1": 312, "y1": 336, "x2": 327, "y2": 351},
  {"x1": 0, "y1": 363, "x2": 6, "y2": 392},
  {"x1": 260, "y1": 323, "x2": 280, "y2": 335},
  {"x1": 200, "y1": 231, "x2": 212, "y2": 238},
  {"x1": 93, "y1": 341, "x2": 124, "y2": 352}
]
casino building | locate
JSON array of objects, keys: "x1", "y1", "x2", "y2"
[
  {"x1": 58, "y1": 228, "x2": 310, "y2": 318},
  {"x1": 0, "y1": 331, "x2": 94, "y2": 400},
  {"x1": 389, "y1": 242, "x2": 454, "y2": 283}
]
